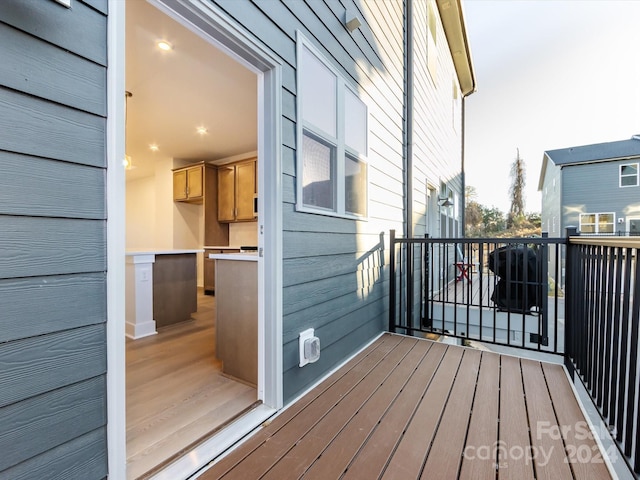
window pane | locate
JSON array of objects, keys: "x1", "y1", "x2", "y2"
[
  {"x1": 345, "y1": 89, "x2": 367, "y2": 154},
  {"x1": 599, "y1": 214, "x2": 614, "y2": 233},
  {"x1": 301, "y1": 46, "x2": 337, "y2": 136},
  {"x1": 621, "y1": 164, "x2": 637, "y2": 175},
  {"x1": 621, "y1": 163, "x2": 638, "y2": 186},
  {"x1": 345, "y1": 154, "x2": 367, "y2": 215},
  {"x1": 302, "y1": 131, "x2": 335, "y2": 210},
  {"x1": 581, "y1": 214, "x2": 595, "y2": 224},
  {"x1": 581, "y1": 224, "x2": 596, "y2": 233}
]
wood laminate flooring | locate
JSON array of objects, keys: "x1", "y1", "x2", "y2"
[{"x1": 126, "y1": 291, "x2": 257, "y2": 480}]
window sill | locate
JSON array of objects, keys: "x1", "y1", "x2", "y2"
[{"x1": 295, "y1": 204, "x2": 367, "y2": 221}]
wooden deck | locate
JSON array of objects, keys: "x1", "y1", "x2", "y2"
[{"x1": 196, "y1": 333, "x2": 612, "y2": 480}]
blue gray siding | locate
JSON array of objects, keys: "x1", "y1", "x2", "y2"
[
  {"x1": 561, "y1": 159, "x2": 640, "y2": 233},
  {"x1": 216, "y1": 0, "x2": 464, "y2": 401},
  {"x1": 540, "y1": 160, "x2": 562, "y2": 236},
  {"x1": 215, "y1": 0, "x2": 401, "y2": 401},
  {"x1": 0, "y1": 0, "x2": 108, "y2": 478}
]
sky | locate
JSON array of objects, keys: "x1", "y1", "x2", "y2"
[{"x1": 462, "y1": 0, "x2": 640, "y2": 214}]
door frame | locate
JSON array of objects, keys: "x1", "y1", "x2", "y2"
[{"x1": 106, "y1": 0, "x2": 283, "y2": 477}]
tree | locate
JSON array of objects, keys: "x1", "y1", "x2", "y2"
[
  {"x1": 508, "y1": 148, "x2": 526, "y2": 228},
  {"x1": 483, "y1": 206, "x2": 506, "y2": 234}
]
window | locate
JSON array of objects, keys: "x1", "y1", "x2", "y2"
[
  {"x1": 297, "y1": 35, "x2": 368, "y2": 217},
  {"x1": 580, "y1": 213, "x2": 614, "y2": 234},
  {"x1": 620, "y1": 163, "x2": 638, "y2": 187}
]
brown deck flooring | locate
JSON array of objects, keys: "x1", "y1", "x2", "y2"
[
  {"x1": 126, "y1": 291, "x2": 257, "y2": 480},
  {"x1": 197, "y1": 333, "x2": 611, "y2": 480}
]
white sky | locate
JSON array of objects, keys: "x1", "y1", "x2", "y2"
[{"x1": 463, "y1": 0, "x2": 640, "y2": 213}]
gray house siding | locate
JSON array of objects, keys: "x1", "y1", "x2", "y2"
[
  {"x1": 540, "y1": 160, "x2": 562, "y2": 236},
  {"x1": 561, "y1": 160, "x2": 640, "y2": 234},
  {"x1": 216, "y1": 0, "x2": 465, "y2": 401},
  {"x1": 0, "y1": 0, "x2": 108, "y2": 478},
  {"x1": 215, "y1": 0, "x2": 421, "y2": 401}
]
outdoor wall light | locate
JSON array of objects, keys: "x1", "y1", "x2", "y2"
[
  {"x1": 438, "y1": 196, "x2": 454, "y2": 207},
  {"x1": 345, "y1": 14, "x2": 362, "y2": 32}
]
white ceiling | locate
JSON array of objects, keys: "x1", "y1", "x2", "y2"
[{"x1": 125, "y1": 1, "x2": 257, "y2": 180}]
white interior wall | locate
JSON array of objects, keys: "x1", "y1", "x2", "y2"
[{"x1": 125, "y1": 176, "x2": 156, "y2": 249}]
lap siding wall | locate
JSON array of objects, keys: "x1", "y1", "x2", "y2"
[{"x1": 0, "y1": 0, "x2": 109, "y2": 478}]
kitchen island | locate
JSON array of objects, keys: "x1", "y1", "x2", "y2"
[
  {"x1": 211, "y1": 252, "x2": 258, "y2": 385},
  {"x1": 126, "y1": 249, "x2": 202, "y2": 339}
]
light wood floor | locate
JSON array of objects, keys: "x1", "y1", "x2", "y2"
[{"x1": 126, "y1": 291, "x2": 257, "y2": 480}]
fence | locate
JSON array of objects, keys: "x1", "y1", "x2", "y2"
[
  {"x1": 388, "y1": 228, "x2": 640, "y2": 475},
  {"x1": 565, "y1": 232, "x2": 640, "y2": 475},
  {"x1": 388, "y1": 230, "x2": 566, "y2": 354}
]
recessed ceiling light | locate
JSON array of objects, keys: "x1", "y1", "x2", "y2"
[
  {"x1": 157, "y1": 40, "x2": 173, "y2": 51},
  {"x1": 149, "y1": 144, "x2": 159, "y2": 152},
  {"x1": 196, "y1": 126, "x2": 208, "y2": 135}
]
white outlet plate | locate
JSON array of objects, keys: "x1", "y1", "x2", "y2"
[{"x1": 299, "y1": 328, "x2": 315, "y2": 367}]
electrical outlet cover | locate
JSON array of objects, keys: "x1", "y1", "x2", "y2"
[{"x1": 299, "y1": 328, "x2": 315, "y2": 367}]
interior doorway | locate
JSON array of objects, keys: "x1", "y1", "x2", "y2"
[{"x1": 120, "y1": 1, "x2": 282, "y2": 478}]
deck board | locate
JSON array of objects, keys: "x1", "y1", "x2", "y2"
[
  {"x1": 499, "y1": 355, "x2": 535, "y2": 479},
  {"x1": 299, "y1": 339, "x2": 433, "y2": 479},
  {"x1": 459, "y1": 351, "x2": 500, "y2": 480},
  {"x1": 541, "y1": 362, "x2": 612, "y2": 480},
  {"x1": 521, "y1": 359, "x2": 574, "y2": 479},
  {"x1": 420, "y1": 348, "x2": 482, "y2": 478},
  {"x1": 197, "y1": 334, "x2": 613, "y2": 480},
  {"x1": 340, "y1": 342, "x2": 447, "y2": 479},
  {"x1": 259, "y1": 337, "x2": 419, "y2": 479},
  {"x1": 381, "y1": 346, "x2": 464, "y2": 479}
]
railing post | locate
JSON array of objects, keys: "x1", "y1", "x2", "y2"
[
  {"x1": 422, "y1": 234, "x2": 431, "y2": 328},
  {"x1": 389, "y1": 230, "x2": 396, "y2": 333},
  {"x1": 564, "y1": 226, "x2": 579, "y2": 379},
  {"x1": 538, "y1": 232, "x2": 549, "y2": 346}
]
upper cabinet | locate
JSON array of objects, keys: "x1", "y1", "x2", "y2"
[
  {"x1": 173, "y1": 163, "x2": 204, "y2": 202},
  {"x1": 218, "y1": 158, "x2": 257, "y2": 222}
]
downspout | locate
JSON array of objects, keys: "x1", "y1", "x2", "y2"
[
  {"x1": 404, "y1": 0, "x2": 414, "y2": 240},
  {"x1": 461, "y1": 96, "x2": 466, "y2": 237}
]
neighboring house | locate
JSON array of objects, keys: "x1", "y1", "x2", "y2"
[
  {"x1": 0, "y1": 1, "x2": 474, "y2": 479},
  {"x1": 538, "y1": 135, "x2": 640, "y2": 237}
]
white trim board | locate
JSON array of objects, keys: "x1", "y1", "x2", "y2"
[{"x1": 106, "y1": 0, "x2": 283, "y2": 477}]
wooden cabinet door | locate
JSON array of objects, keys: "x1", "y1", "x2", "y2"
[
  {"x1": 217, "y1": 165, "x2": 235, "y2": 222},
  {"x1": 187, "y1": 165, "x2": 203, "y2": 199},
  {"x1": 173, "y1": 169, "x2": 188, "y2": 201},
  {"x1": 236, "y1": 161, "x2": 256, "y2": 221}
]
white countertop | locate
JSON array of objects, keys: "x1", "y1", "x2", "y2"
[
  {"x1": 126, "y1": 249, "x2": 203, "y2": 256},
  {"x1": 210, "y1": 252, "x2": 258, "y2": 262},
  {"x1": 203, "y1": 245, "x2": 244, "y2": 250}
]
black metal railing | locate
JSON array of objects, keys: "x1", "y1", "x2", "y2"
[
  {"x1": 565, "y1": 232, "x2": 640, "y2": 475},
  {"x1": 389, "y1": 230, "x2": 566, "y2": 354},
  {"x1": 388, "y1": 228, "x2": 640, "y2": 475}
]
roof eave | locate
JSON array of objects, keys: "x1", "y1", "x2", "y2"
[{"x1": 437, "y1": 0, "x2": 477, "y2": 96}]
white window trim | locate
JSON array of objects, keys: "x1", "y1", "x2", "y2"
[
  {"x1": 579, "y1": 212, "x2": 616, "y2": 234},
  {"x1": 619, "y1": 162, "x2": 639, "y2": 187},
  {"x1": 295, "y1": 32, "x2": 369, "y2": 220}
]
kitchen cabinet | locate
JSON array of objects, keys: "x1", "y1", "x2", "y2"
[
  {"x1": 173, "y1": 164, "x2": 204, "y2": 202},
  {"x1": 218, "y1": 158, "x2": 257, "y2": 222},
  {"x1": 203, "y1": 247, "x2": 240, "y2": 294}
]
